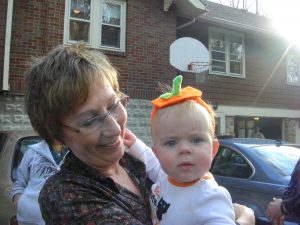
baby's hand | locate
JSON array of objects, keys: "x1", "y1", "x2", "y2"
[
  {"x1": 234, "y1": 203, "x2": 255, "y2": 225},
  {"x1": 13, "y1": 194, "x2": 21, "y2": 207},
  {"x1": 124, "y1": 128, "x2": 137, "y2": 149}
]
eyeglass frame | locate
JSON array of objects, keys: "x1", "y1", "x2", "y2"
[{"x1": 61, "y1": 93, "x2": 129, "y2": 135}]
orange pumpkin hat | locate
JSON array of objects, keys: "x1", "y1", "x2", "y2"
[{"x1": 150, "y1": 75, "x2": 215, "y2": 129}]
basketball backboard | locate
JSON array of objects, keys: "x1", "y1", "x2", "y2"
[{"x1": 170, "y1": 37, "x2": 209, "y2": 73}]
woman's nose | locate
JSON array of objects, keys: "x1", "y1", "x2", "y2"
[{"x1": 101, "y1": 114, "x2": 121, "y2": 136}]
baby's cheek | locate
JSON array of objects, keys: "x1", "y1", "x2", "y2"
[
  {"x1": 196, "y1": 152, "x2": 212, "y2": 168},
  {"x1": 158, "y1": 154, "x2": 175, "y2": 170}
]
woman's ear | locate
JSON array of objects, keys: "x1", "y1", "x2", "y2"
[
  {"x1": 151, "y1": 145, "x2": 158, "y2": 156},
  {"x1": 212, "y1": 139, "x2": 219, "y2": 158}
]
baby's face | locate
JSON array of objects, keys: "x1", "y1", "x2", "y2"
[{"x1": 151, "y1": 105, "x2": 215, "y2": 183}]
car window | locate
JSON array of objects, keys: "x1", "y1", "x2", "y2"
[
  {"x1": 252, "y1": 145, "x2": 300, "y2": 176},
  {"x1": 11, "y1": 137, "x2": 41, "y2": 182},
  {"x1": 210, "y1": 146, "x2": 252, "y2": 179}
]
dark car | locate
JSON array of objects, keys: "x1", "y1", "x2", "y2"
[
  {"x1": 0, "y1": 130, "x2": 41, "y2": 225},
  {"x1": 210, "y1": 137, "x2": 300, "y2": 225}
]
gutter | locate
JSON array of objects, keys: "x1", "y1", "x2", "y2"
[
  {"x1": 3, "y1": 0, "x2": 14, "y2": 91},
  {"x1": 177, "y1": 18, "x2": 196, "y2": 30}
]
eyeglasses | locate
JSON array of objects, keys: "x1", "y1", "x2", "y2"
[{"x1": 62, "y1": 94, "x2": 129, "y2": 136}]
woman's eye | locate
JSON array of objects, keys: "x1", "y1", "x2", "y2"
[
  {"x1": 81, "y1": 117, "x2": 101, "y2": 128},
  {"x1": 108, "y1": 101, "x2": 119, "y2": 112},
  {"x1": 164, "y1": 140, "x2": 176, "y2": 147}
]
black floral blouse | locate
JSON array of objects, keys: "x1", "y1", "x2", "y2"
[{"x1": 39, "y1": 152, "x2": 152, "y2": 225}]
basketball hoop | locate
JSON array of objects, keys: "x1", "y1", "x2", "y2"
[
  {"x1": 188, "y1": 62, "x2": 210, "y2": 83},
  {"x1": 169, "y1": 37, "x2": 210, "y2": 83}
]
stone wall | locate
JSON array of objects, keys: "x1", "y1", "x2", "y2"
[
  {"x1": 126, "y1": 99, "x2": 152, "y2": 146},
  {"x1": 225, "y1": 116, "x2": 235, "y2": 136},
  {"x1": 0, "y1": 95, "x2": 32, "y2": 130},
  {"x1": 1, "y1": 95, "x2": 298, "y2": 146},
  {"x1": 283, "y1": 118, "x2": 296, "y2": 143},
  {"x1": 0, "y1": 95, "x2": 153, "y2": 146}
]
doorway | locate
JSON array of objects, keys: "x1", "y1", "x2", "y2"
[
  {"x1": 259, "y1": 117, "x2": 282, "y2": 140},
  {"x1": 234, "y1": 117, "x2": 282, "y2": 140}
]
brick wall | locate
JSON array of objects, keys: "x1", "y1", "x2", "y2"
[
  {"x1": 8, "y1": 0, "x2": 65, "y2": 93},
  {"x1": 5, "y1": 0, "x2": 177, "y2": 97},
  {"x1": 1, "y1": 0, "x2": 178, "y2": 145},
  {"x1": 107, "y1": 0, "x2": 177, "y2": 99}
]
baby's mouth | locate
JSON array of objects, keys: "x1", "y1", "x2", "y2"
[{"x1": 178, "y1": 162, "x2": 193, "y2": 170}]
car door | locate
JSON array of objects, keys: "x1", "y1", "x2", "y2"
[
  {"x1": 210, "y1": 145, "x2": 287, "y2": 225},
  {"x1": 0, "y1": 131, "x2": 41, "y2": 225}
]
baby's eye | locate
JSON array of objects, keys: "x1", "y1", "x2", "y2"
[
  {"x1": 164, "y1": 140, "x2": 176, "y2": 147},
  {"x1": 191, "y1": 137, "x2": 204, "y2": 144}
]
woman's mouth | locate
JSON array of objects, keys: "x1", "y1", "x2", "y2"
[{"x1": 98, "y1": 138, "x2": 121, "y2": 149}]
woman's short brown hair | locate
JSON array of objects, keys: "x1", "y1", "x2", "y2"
[{"x1": 25, "y1": 42, "x2": 119, "y2": 145}]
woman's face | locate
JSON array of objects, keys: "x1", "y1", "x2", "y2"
[{"x1": 61, "y1": 79, "x2": 127, "y2": 170}]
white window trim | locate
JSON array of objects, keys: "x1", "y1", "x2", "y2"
[
  {"x1": 64, "y1": 0, "x2": 126, "y2": 52},
  {"x1": 208, "y1": 27, "x2": 245, "y2": 78},
  {"x1": 287, "y1": 54, "x2": 300, "y2": 86}
]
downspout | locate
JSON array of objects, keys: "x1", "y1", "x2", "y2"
[
  {"x1": 176, "y1": 18, "x2": 196, "y2": 30},
  {"x1": 3, "y1": 0, "x2": 14, "y2": 91}
]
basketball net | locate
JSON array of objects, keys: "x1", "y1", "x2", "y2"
[{"x1": 188, "y1": 62, "x2": 210, "y2": 83}]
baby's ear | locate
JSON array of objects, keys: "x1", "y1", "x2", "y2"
[{"x1": 212, "y1": 139, "x2": 219, "y2": 158}]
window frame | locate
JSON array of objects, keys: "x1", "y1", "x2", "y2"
[
  {"x1": 210, "y1": 145, "x2": 253, "y2": 179},
  {"x1": 64, "y1": 0, "x2": 127, "y2": 52},
  {"x1": 208, "y1": 27, "x2": 245, "y2": 78}
]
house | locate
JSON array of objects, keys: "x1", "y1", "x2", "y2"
[
  {"x1": 175, "y1": 0, "x2": 300, "y2": 143},
  {"x1": 0, "y1": 0, "x2": 299, "y2": 144}
]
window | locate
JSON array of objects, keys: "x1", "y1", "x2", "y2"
[
  {"x1": 11, "y1": 137, "x2": 42, "y2": 182},
  {"x1": 287, "y1": 55, "x2": 300, "y2": 86},
  {"x1": 210, "y1": 147, "x2": 252, "y2": 179},
  {"x1": 209, "y1": 27, "x2": 245, "y2": 78},
  {"x1": 64, "y1": 0, "x2": 126, "y2": 52},
  {"x1": 252, "y1": 145, "x2": 300, "y2": 176}
]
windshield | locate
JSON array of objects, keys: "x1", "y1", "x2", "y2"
[{"x1": 252, "y1": 145, "x2": 300, "y2": 176}]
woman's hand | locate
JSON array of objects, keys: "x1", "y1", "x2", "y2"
[
  {"x1": 124, "y1": 128, "x2": 137, "y2": 149},
  {"x1": 233, "y1": 203, "x2": 255, "y2": 225},
  {"x1": 265, "y1": 198, "x2": 285, "y2": 225}
]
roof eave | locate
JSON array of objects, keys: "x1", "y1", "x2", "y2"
[
  {"x1": 164, "y1": 0, "x2": 207, "y2": 18},
  {"x1": 197, "y1": 14, "x2": 281, "y2": 38}
]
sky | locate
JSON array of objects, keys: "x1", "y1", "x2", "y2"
[
  {"x1": 207, "y1": 0, "x2": 289, "y2": 17},
  {"x1": 208, "y1": 0, "x2": 300, "y2": 45}
]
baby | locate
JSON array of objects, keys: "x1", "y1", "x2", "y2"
[{"x1": 126, "y1": 75, "x2": 235, "y2": 224}]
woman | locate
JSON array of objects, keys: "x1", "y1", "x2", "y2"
[
  {"x1": 24, "y1": 42, "x2": 254, "y2": 224},
  {"x1": 265, "y1": 157, "x2": 300, "y2": 225}
]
